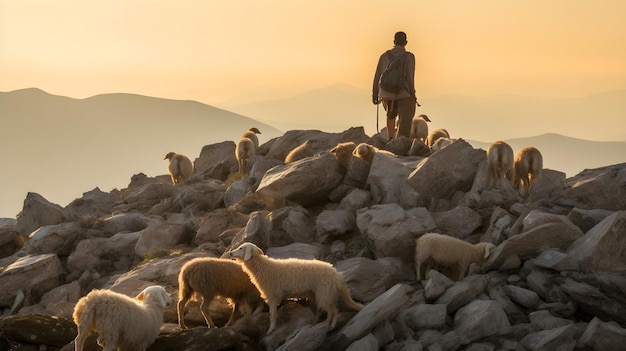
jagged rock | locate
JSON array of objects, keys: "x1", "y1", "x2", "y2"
[
  {"x1": 526, "y1": 168, "x2": 567, "y2": 204},
  {"x1": 336, "y1": 257, "x2": 413, "y2": 303},
  {"x1": 193, "y1": 140, "x2": 237, "y2": 179},
  {"x1": 384, "y1": 135, "x2": 412, "y2": 156},
  {"x1": 99, "y1": 212, "x2": 160, "y2": 235},
  {"x1": 279, "y1": 206, "x2": 316, "y2": 244},
  {"x1": 194, "y1": 208, "x2": 249, "y2": 245},
  {"x1": 20, "y1": 280, "x2": 81, "y2": 319},
  {"x1": 567, "y1": 210, "x2": 626, "y2": 272},
  {"x1": 0, "y1": 218, "x2": 22, "y2": 259},
  {"x1": 172, "y1": 179, "x2": 226, "y2": 213},
  {"x1": 560, "y1": 278, "x2": 626, "y2": 325},
  {"x1": 276, "y1": 322, "x2": 329, "y2": 351},
  {"x1": 134, "y1": 216, "x2": 195, "y2": 257},
  {"x1": 267, "y1": 242, "x2": 322, "y2": 260},
  {"x1": 529, "y1": 310, "x2": 574, "y2": 330},
  {"x1": 453, "y1": 299, "x2": 512, "y2": 345},
  {"x1": 405, "y1": 303, "x2": 447, "y2": 330},
  {"x1": 65, "y1": 187, "x2": 121, "y2": 219},
  {"x1": 566, "y1": 207, "x2": 613, "y2": 233},
  {"x1": 482, "y1": 206, "x2": 515, "y2": 244},
  {"x1": 431, "y1": 205, "x2": 482, "y2": 239},
  {"x1": 407, "y1": 139, "x2": 485, "y2": 207},
  {"x1": 0, "y1": 314, "x2": 76, "y2": 347},
  {"x1": 435, "y1": 276, "x2": 487, "y2": 313},
  {"x1": 578, "y1": 317, "x2": 626, "y2": 350},
  {"x1": 24, "y1": 222, "x2": 82, "y2": 256},
  {"x1": 14, "y1": 192, "x2": 67, "y2": 237},
  {"x1": 423, "y1": 269, "x2": 455, "y2": 301},
  {"x1": 533, "y1": 249, "x2": 577, "y2": 271},
  {"x1": 519, "y1": 324, "x2": 577, "y2": 351},
  {"x1": 0, "y1": 254, "x2": 63, "y2": 308},
  {"x1": 502, "y1": 284, "x2": 542, "y2": 309},
  {"x1": 256, "y1": 152, "x2": 344, "y2": 209},
  {"x1": 327, "y1": 283, "x2": 414, "y2": 350},
  {"x1": 366, "y1": 151, "x2": 420, "y2": 207},
  {"x1": 357, "y1": 204, "x2": 436, "y2": 264},
  {"x1": 148, "y1": 325, "x2": 253, "y2": 351},
  {"x1": 556, "y1": 163, "x2": 626, "y2": 211},
  {"x1": 315, "y1": 208, "x2": 356, "y2": 242},
  {"x1": 66, "y1": 232, "x2": 140, "y2": 276},
  {"x1": 116, "y1": 181, "x2": 177, "y2": 212}
]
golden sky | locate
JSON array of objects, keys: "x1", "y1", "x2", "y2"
[{"x1": 1, "y1": 0, "x2": 626, "y2": 104}]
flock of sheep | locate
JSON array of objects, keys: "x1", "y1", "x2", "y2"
[{"x1": 73, "y1": 122, "x2": 544, "y2": 350}]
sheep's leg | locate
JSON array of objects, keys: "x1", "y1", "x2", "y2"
[
  {"x1": 224, "y1": 302, "x2": 238, "y2": 327},
  {"x1": 267, "y1": 300, "x2": 278, "y2": 334},
  {"x1": 74, "y1": 329, "x2": 88, "y2": 351},
  {"x1": 199, "y1": 298, "x2": 215, "y2": 328},
  {"x1": 177, "y1": 297, "x2": 189, "y2": 329}
]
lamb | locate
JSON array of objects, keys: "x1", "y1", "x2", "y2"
[
  {"x1": 242, "y1": 127, "x2": 262, "y2": 150},
  {"x1": 486, "y1": 140, "x2": 514, "y2": 189},
  {"x1": 409, "y1": 114, "x2": 430, "y2": 145},
  {"x1": 329, "y1": 141, "x2": 357, "y2": 171},
  {"x1": 164, "y1": 152, "x2": 194, "y2": 185},
  {"x1": 427, "y1": 128, "x2": 450, "y2": 148},
  {"x1": 235, "y1": 137, "x2": 255, "y2": 176},
  {"x1": 73, "y1": 285, "x2": 172, "y2": 351},
  {"x1": 513, "y1": 146, "x2": 543, "y2": 196},
  {"x1": 228, "y1": 242, "x2": 364, "y2": 334},
  {"x1": 177, "y1": 257, "x2": 262, "y2": 329},
  {"x1": 352, "y1": 142, "x2": 395, "y2": 165},
  {"x1": 415, "y1": 233, "x2": 496, "y2": 281}
]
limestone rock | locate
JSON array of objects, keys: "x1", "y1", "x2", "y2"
[{"x1": 15, "y1": 192, "x2": 67, "y2": 236}]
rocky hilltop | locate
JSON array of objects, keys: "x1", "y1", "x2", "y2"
[{"x1": 0, "y1": 127, "x2": 625, "y2": 351}]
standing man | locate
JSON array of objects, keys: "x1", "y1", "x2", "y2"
[{"x1": 372, "y1": 31, "x2": 418, "y2": 139}]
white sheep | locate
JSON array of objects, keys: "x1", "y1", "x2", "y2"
[
  {"x1": 409, "y1": 114, "x2": 430, "y2": 145},
  {"x1": 242, "y1": 127, "x2": 262, "y2": 150},
  {"x1": 513, "y1": 146, "x2": 543, "y2": 197},
  {"x1": 228, "y1": 242, "x2": 364, "y2": 334},
  {"x1": 235, "y1": 137, "x2": 255, "y2": 175},
  {"x1": 415, "y1": 233, "x2": 495, "y2": 281},
  {"x1": 73, "y1": 285, "x2": 172, "y2": 351},
  {"x1": 329, "y1": 141, "x2": 357, "y2": 172},
  {"x1": 486, "y1": 140, "x2": 514, "y2": 189},
  {"x1": 177, "y1": 257, "x2": 262, "y2": 329},
  {"x1": 164, "y1": 152, "x2": 194, "y2": 185},
  {"x1": 427, "y1": 128, "x2": 450, "y2": 148}
]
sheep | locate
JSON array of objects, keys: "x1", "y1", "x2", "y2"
[
  {"x1": 235, "y1": 137, "x2": 255, "y2": 176},
  {"x1": 329, "y1": 141, "x2": 357, "y2": 171},
  {"x1": 415, "y1": 233, "x2": 496, "y2": 281},
  {"x1": 409, "y1": 114, "x2": 430, "y2": 145},
  {"x1": 513, "y1": 146, "x2": 543, "y2": 197},
  {"x1": 242, "y1": 127, "x2": 262, "y2": 150},
  {"x1": 284, "y1": 139, "x2": 325, "y2": 164},
  {"x1": 73, "y1": 285, "x2": 172, "y2": 351},
  {"x1": 427, "y1": 128, "x2": 450, "y2": 148},
  {"x1": 228, "y1": 242, "x2": 364, "y2": 334},
  {"x1": 164, "y1": 152, "x2": 194, "y2": 185},
  {"x1": 177, "y1": 257, "x2": 263, "y2": 329},
  {"x1": 486, "y1": 140, "x2": 514, "y2": 189},
  {"x1": 352, "y1": 142, "x2": 395, "y2": 165}
]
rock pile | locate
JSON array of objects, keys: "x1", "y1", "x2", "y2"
[{"x1": 1, "y1": 126, "x2": 625, "y2": 351}]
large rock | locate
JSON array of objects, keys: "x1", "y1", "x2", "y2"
[
  {"x1": 336, "y1": 257, "x2": 414, "y2": 303},
  {"x1": 366, "y1": 152, "x2": 420, "y2": 207},
  {"x1": 24, "y1": 222, "x2": 82, "y2": 256},
  {"x1": 0, "y1": 254, "x2": 63, "y2": 308},
  {"x1": 407, "y1": 139, "x2": 485, "y2": 207},
  {"x1": 66, "y1": 232, "x2": 140, "y2": 276},
  {"x1": 555, "y1": 163, "x2": 626, "y2": 211},
  {"x1": 567, "y1": 210, "x2": 626, "y2": 272},
  {"x1": 256, "y1": 152, "x2": 344, "y2": 209},
  {"x1": 193, "y1": 141, "x2": 237, "y2": 180},
  {"x1": 14, "y1": 192, "x2": 67, "y2": 237},
  {"x1": 65, "y1": 187, "x2": 120, "y2": 219},
  {"x1": 453, "y1": 299, "x2": 512, "y2": 345}
]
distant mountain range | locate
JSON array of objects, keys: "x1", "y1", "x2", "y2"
[{"x1": 0, "y1": 87, "x2": 624, "y2": 218}]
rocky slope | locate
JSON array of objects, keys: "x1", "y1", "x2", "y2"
[{"x1": 0, "y1": 126, "x2": 625, "y2": 351}]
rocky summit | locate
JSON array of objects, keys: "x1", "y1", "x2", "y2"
[{"x1": 1, "y1": 126, "x2": 625, "y2": 351}]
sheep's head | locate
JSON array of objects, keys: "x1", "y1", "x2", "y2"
[
  {"x1": 136, "y1": 285, "x2": 173, "y2": 308},
  {"x1": 229, "y1": 242, "x2": 264, "y2": 261},
  {"x1": 164, "y1": 152, "x2": 175, "y2": 160},
  {"x1": 480, "y1": 243, "x2": 497, "y2": 259},
  {"x1": 249, "y1": 127, "x2": 261, "y2": 134}
]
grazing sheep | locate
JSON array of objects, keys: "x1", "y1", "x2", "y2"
[
  {"x1": 177, "y1": 257, "x2": 262, "y2": 329},
  {"x1": 73, "y1": 285, "x2": 172, "y2": 351},
  {"x1": 329, "y1": 141, "x2": 357, "y2": 171},
  {"x1": 427, "y1": 128, "x2": 450, "y2": 148},
  {"x1": 236, "y1": 137, "x2": 255, "y2": 175},
  {"x1": 415, "y1": 233, "x2": 495, "y2": 281},
  {"x1": 242, "y1": 127, "x2": 262, "y2": 149},
  {"x1": 228, "y1": 242, "x2": 364, "y2": 334},
  {"x1": 164, "y1": 152, "x2": 194, "y2": 185},
  {"x1": 514, "y1": 146, "x2": 543, "y2": 196},
  {"x1": 486, "y1": 140, "x2": 514, "y2": 189},
  {"x1": 409, "y1": 114, "x2": 430, "y2": 145}
]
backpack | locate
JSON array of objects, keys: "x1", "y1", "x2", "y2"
[{"x1": 379, "y1": 51, "x2": 408, "y2": 94}]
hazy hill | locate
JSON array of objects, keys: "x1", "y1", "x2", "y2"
[
  {"x1": 0, "y1": 88, "x2": 282, "y2": 218},
  {"x1": 222, "y1": 84, "x2": 626, "y2": 142}
]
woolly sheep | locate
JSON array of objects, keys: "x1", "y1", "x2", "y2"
[
  {"x1": 329, "y1": 141, "x2": 357, "y2": 171},
  {"x1": 73, "y1": 285, "x2": 172, "y2": 351},
  {"x1": 242, "y1": 127, "x2": 262, "y2": 150},
  {"x1": 228, "y1": 242, "x2": 364, "y2": 334},
  {"x1": 513, "y1": 146, "x2": 543, "y2": 197},
  {"x1": 236, "y1": 137, "x2": 255, "y2": 176},
  {"x1": 177, "y1": 257, "x2": 262, "y2": 329},
  {"x1": 486, "y1": 140, "x2": 514, "y2": 189},
  {"x1": 352, "y1": 142, "x2": 395, "y2": 165},
  {"x1": 164, "y1": 152, "x2": 194, "y2": 185},
  {"x1": 415, "y1": 233, "x2": 496, "y2": 281},
  {"x1": 284, "y1": 139, "x2": 325, "y2": 164},
  {"x1": 409, "y1": 114, "x2": 430, "y2": 145},
  {"x1": 427, "y1": 128, "x2": 450, "y2": 148}
]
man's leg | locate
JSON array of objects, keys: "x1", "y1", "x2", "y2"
[
  {"x1": 383, "y1": 99, "x2": 398, "y2": 139},
  {"x1": 396, "y1": 98, "x2": 416, "y2": 138}
]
